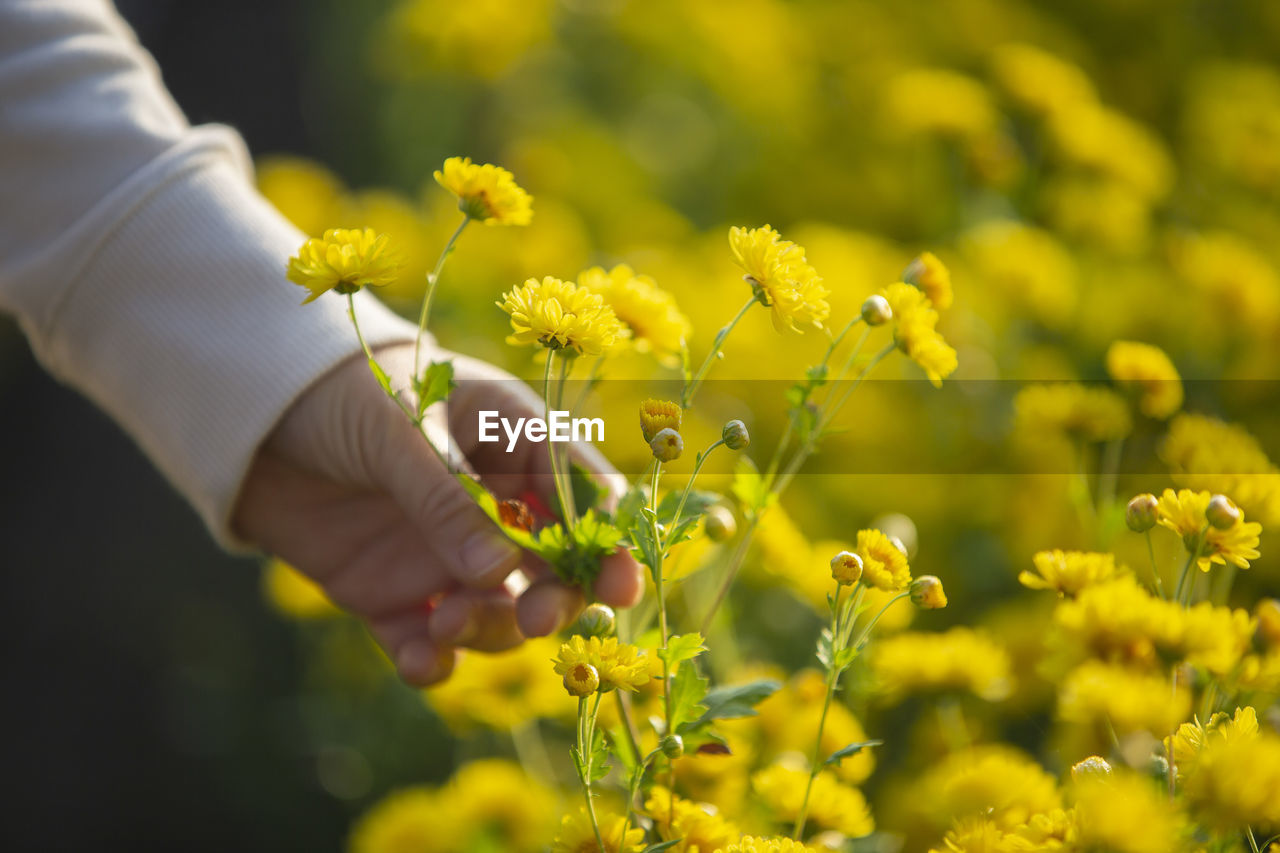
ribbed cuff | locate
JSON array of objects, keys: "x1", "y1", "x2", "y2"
[{"x1": 14, "y1": 128, "x2": 418, "y2": 550}]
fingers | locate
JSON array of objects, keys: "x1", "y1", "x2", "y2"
[
  {"x1": 516, "y1": 577, "x2": 585, "y2": 638},
  {"x1": 372, "y1": 411, "x2": 523, "y2": 589},
  {"x1": 428, "y1": 586, "x2": 525, "y2": 652},
  {"x1": 593, "y1": 551, "x2": 645, "y2": 609},
  {"x1": 367, "y1": 609, "x2": 457, "y2": 687}
]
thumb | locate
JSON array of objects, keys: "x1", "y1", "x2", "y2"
[{"x1": 373, "y1": 411, "x2": 523, "y2": 588}]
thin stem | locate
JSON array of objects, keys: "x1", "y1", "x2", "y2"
[
  {"x1": 1096, "y1": 438, "x2": 1124, "y2": 511},
  {"x1": 557, "y1": 355, "x2": 577, "y2": 528},
  {"x1": 570, "y1": 356, "x2": 605, "y2": 415},
  {"x1": 698, "y1": 514, "x2": 760, "y2": 635},
  {"x1": 413, "y1": 214, "x2": 470, "y2": 381},
  {"x1": 348, "y1": 294, "x2": 416, "y2": 423},
  {"x1": 669, "y1": 439, "x2": 726, "y2": 534},
  {"x1": 795, "y1": 585, "x2": 845, "y2": 840},
  {"x1": 544, "y1": 352, "x2": 577, "y2": 531},
  {"x1": 576, "y1": 695, "x2": 606, "y2": 853},
  {"x1": 1248, "y1": 828, "x2": 1261, "y2": 853},
  {"x1": 851, "y1": 591, "x2": 911, "y2": 651},
  {"x1": 1145, "y1": 531, "x2": 1167, "y2": 599},
  {"x1": 1174, "y1": 525, "x2": 1209, "y2": 606},
  {"x1": 682, "y1": 296, "x2": 755, "y2": 409},
  {"x1": 651, "y1": 461, "x2": 673, "y2": 730}
]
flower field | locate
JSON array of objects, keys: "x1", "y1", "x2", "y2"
[{"x1": 253, "y1": 1, "x2": 1280, "y2": 851}]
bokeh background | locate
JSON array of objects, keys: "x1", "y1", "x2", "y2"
[{"x1": 4, "y1": 0, "x2": 1280, "y2": 850}]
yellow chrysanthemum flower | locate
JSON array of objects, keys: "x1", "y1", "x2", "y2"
[
  {"x1": 553, "y1": 635, "x2": 650, "y2": 693},
  {"x1": 261, "y1": 558, "x2": 339, "y2": 619},
  {"x1": 911, "y1": 745, "x2": 1061, "y2": 833},
  {"x1": 1013, "y1": 383, "x2": 1132, "y2": 444},
  {"x1": 640, "y1": 398, "x2": 683, "y2": 443},
  {"x1": 719, "y1": 836, "x2": 818, "y2": 853},
  {"x1": 854, "y1": 528, "x2": 912, "y2": 591},
  {"x1": 1058, "y1": 660, "x2": 1190, "y2": 735},
  {"x1": 553, "y1": 808, "x2": 645, "y2": 853},
  {"x1": 1166, "y1": 706, "x2": 1258, "y2": 779},
  {"x1": 443, "y1": 759, "x2": 559, "y2": 852},
  {"x1": 1105, "y1": 340, "x2": 1183, "y2": 419},
  {"x1": 1018, "y1": 550, "x2": 1126, "y2": 597},
  {"x1": 434, "y1": 156, "x2": 533, "y2": 225},
  {"x1": 753, "y1": 670, "x2": 876, "y2": 785},
  {"x1": 903, "y1": 251, "x2": 953, "y2": 311},
  {"x1": 1182, "y1": 725, "x2": 1280, "y2": 830},
  {"x1": 1072, "y1": 772, "x2": 1184, "y2": 853},
  {"x1": 990, "y1": 43, "x2": 1095, "y2": 118},
  {"x1": 881, "y1": 282, "x2": 958, "y2": 387},
  {"x1": 752, "y1": 764, "x2": 874, "y2": 838},
  {"x1": 1160, "y1": 413, "x2": 1280, "y2": 527},
  {"x1": 426, "y1": 638, "x2": 567, "y2": 732},
  {"x1": 728, "y1": 225, "x2": 830, "y2": 332},
  {"x1": 349, "y1": 787, "x2": 460, "y2": 853},
  {"x1": 286, "y1": 227, "x2": 401, "y2": 304},
  {"x1": 1156, "y1": 488, "x2": 1262, "y2": 571},
  {"x1": 870, "y1": 628, "x2": 1013, "y2": 702},
  {"x1": 580, "y1": 264, "x2": 691, "y2": 365},
  {"x1": 644, "y1": 788, "x2": 740, "y2": 853},
  {"x1": 498, "y1": 276, "x2": 623, "y2": 356}
]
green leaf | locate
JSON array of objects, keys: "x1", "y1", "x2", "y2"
[
  {"x1": 694, "y1": 679, "x2": 780, "y2": 723},
  {"x1": 657, "y1": 489, "x2": 721, "y2": 547},
  {"x1": 823, "y1": 739, "x2": 882, "y2": 767},
  {"x1": 553, "y1": 461, "x2": 610, "y2": 521},
  {"x1": 587, "y1": 727, "x2": 611, "y2": 782},
  {"x1": 730, "y1": 457, "x2": 775, "y2": 515},
  {"x1": 367, "y1": 358, "x2": 396, "y2": 398},
  {"x1": 612, "y1": 485, "x2": 647, "y2": 537},
  {"x1": 414, "y1": 359, "x2": 455, "y2": 419},
  {"x1": 657, "y1": 633, "x2": 706, "y2": 672},
  {"x1": 455, "y1": 474, "x2": 542, "y2": 554},
  {"x1": 668, "y1": 661, "x2": 709, "y2": 733},
  {"x1": 642, "y1": 841, "x2": 683, "y2": 853},
  {"x1": 629, "y1": 519, "x2": 662, "y2": 580}
]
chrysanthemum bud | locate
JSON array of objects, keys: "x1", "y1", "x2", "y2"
[
  {"x1": 563, "y1": 662, "x2": 600, "y2": 697},
  {"x1": 704, "y1": 505, "x2": 737, "y2": 542},
  {"x1": 722, "y1": 419, "x2": 750, "y2": 450},
  {"x1": 574, "y1": 603, "x2": 616, "y2": 638},
  {"x1": 861, "y1": 294, "x2": 892, "y2": 326},
  {"x1": 1070, "y1": 755, "x2": 1112, "y2": 781},
  {"x1": 640, "y1": 399, "x2": 682, "y2": 443},
  {"x1": 909, "y1": 575, "x2": 947, "y2": 609},
  {"x1": 830, "y1": 551, "x2": 863, "y2": 586},
  {"x1": 660, "y1": 734, "x2": 685, "y2": 758},
  {"x1": 1125, "y1": 493, "x2": 1159, "y2": 532},
  {"x1": 1256, "y1": 598, "x2": 1280, "y2": 647},
  {"x1": 651, "y1": 428, "x2": 683, "y2": 462},
  {"x1": 1206, "y1": 494, "x2": 1241, "y2": 530}
]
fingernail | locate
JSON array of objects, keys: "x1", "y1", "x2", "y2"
[{"x1": 461, "y1": 532, "x2": 519, "y2": 581}]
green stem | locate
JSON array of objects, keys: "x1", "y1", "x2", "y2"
[
  {"x1": 795, "y1": 584, "x2": 845, "y2": 840},
  {"x1": 348, "y1": 294, "x2": 416, "y2": 423},
  {"x1": 651, "y1": 461, "x2": 673, "y2": 731},
  {"x1": 682, "y1": 296, "x2": 755, "y2": 409},
  {"x1": 697, "y1": 513, "x2": 760, "y2": 635},
  {"x1": 413, "y1": 214, "x2": 470, "y2": 381},
  {"x1": 852, "y1": 591, "x2": 911, "y2": 650},
  {"x1": 576, "y1": 695, "x2": 606, "y2": 853},
  {"x1": 556, "y1": 354, "x2": 577, "y2": 528},
  {"x1": 1248, "y1": 828, "x2": 1261, "y2": 853},
  {"x1": 1145, "y1": 531, "x2": 1167, "y2": 599},
  {"x1": 1097, "y1": 438, "x2": 1124, "y2": 512},
  {"x1": 1174, "y1": 525, "x2": 1209, "y2": 606},
  {"x1": 544, "y1": 352, "x2": 577, "y2": 531},
  {"x1": 570, "y1": 355, "x2": 605, "y2": 415},
  {"x1": 669, "y1": 439, "x2": 726, "y2": 534}
]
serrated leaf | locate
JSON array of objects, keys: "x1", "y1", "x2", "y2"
[
  {"x1": 657, "y1": 633, "x2": 706, "y2": 672},
  {"x1": 823, "y1": 739, "x2": 882, "y2": 767},
  {"x1": 629, "y1": 519, "x2": 662, "y2": 580},
  {"x1": 414, "y1": 359, "x2": 455, "y2": 419},
  {"x1": 588, "y1": 728, "x2": 611, "y2": 782},
  {"x1": 613, "y1": 486, "x2": 647, "y2": 539},
  {"x1": 668, "y1": 661, "x2": 709, "y2": 733},
  {"x1": 694, "y1": 678, "x2": 780, "y2": 724}
]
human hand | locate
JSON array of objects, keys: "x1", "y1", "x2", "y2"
[{"x1": 232, "y1": 342, "x2": 643, "y2": 686}]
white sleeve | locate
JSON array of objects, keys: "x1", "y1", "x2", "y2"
[{"x1": 0, "y1": 0, "x2": 419, "y2": 549}]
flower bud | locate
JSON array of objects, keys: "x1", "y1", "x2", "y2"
[
  {"x1": 660, "y1": 734, "x2": 685, "y2": 759},
  {"x1": 861, "y1": 294, "x2": 892, "y2": 326},
  {"x1": 1071, "y1": 755, "x2": 1112, "y2": 781},
  {"x1": 909, "y1": 575, "x2": 947, "y2": 609},
  {"x1": 574, "y1": 603, "x2": 616, "y2": 638},
  {"x1": 1206, "y1": 494, "x2": 1241, "y2": 530},
  {"x1": 639, "y1": 399, "x2": 682, "y2": 443},
  {"x1": 563, "y1": 662, "x2": 600, "y2": 697},
  {"x1": 1125, "y1": 493, "x2": 1159, "y2": 532},
  {"x1": 1256, "y1": 598, "x2": 1280, "y2": 647},
  {"x1": 722, "y1": 419, "x2": 750, "y2": 450},
  {"x1": 704, "y1": 505, "x2": 737, "y2": 542},
  {"x1": 830, "y1": 551, "x2": 863, "y2": 586},
  {"x1": 650, "y1": 428, "x2": 683, "y2": 462}
]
